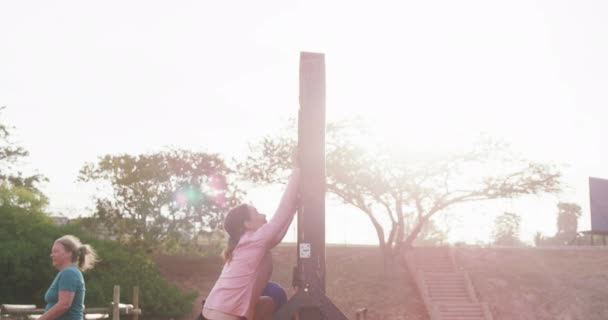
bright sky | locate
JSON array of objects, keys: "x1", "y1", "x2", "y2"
[{"x1": 2, "y1": 0, "x2": 608, "y2": 245}]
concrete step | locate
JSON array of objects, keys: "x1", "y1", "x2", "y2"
[
  {"x1": 431, "y1": 298, "x2": 475, "y2": 304},
  {"x1": 429, "y1": 290, "x2": 469, "y2": 295},
  {"x1": 434, "y1": 303, "x2": 488, "y2": 320}
]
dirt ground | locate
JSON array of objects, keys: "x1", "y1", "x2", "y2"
[
  {"x1": 154, "y1": 244, "x2": 426, "y2": 320},
  {"x1": 154, "y1": 245, "x2": 608, "y2": 320},
  {"x1": 455, "y1": 246, "x2": 608, "y2": 320}
]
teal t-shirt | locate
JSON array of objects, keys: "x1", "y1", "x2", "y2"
[{"x1": 44, "y1": 265, "x2": 85, "y2": 320}]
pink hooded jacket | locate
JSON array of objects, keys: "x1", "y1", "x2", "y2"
[{"x1": 204, "y1": 169, "x2": 300, "y2": 320}]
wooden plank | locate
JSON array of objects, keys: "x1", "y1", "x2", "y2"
[
  {"x1": 84, "y1": 314, "x2": 110, "y2": 320},
  {"x1": 1, "y1": 308, "x2": 46, "y2": 315},
  {"x1": 1, "y1": 307, "x2": 136, "y2": 316},
  {"x1": 1, "y1": 304, "x2": 37, "y2": 310}
]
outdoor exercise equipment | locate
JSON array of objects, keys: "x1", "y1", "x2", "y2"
[{"x1": 273, "y1": 52, "x2": 348, "y2": 320}]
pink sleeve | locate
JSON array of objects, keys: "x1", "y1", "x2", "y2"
[{"x1": 251, "y1": 169, "x2": 300, "y2": 247}]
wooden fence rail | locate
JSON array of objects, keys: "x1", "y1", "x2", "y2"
[{"x1": 1, "y1": 285, "x2": 141, "y2": 320}]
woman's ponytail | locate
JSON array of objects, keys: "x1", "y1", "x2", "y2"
[
  {"x1": 222, "y1": 236, "x2": 240, "y2": 262},
  {"x1": 55, "y1": 235, "x2": 100, "y2": 272},
  {"x1": 222, "y1": 204, "x2": 251, "y2": 262},
  {"x1": 77, "y1": 244, "x2": 99, "y2": 272}
]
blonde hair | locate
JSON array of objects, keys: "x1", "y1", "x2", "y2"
[{"x1": 55, "y1": 235, "x2": 99, "y2": 272}]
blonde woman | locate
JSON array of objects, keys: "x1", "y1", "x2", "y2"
[{"x1": 39, "y1": 235, "x2": 98, "y2": 320}]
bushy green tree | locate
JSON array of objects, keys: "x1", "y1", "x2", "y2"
[
  {"x1": 79, "y1": 150, "x2": 243, "y2": 252},
  {"x1": 537, "y1": 202, "x2": 583, "y2": 246},
  {"x1": 556, "y1": 202, "x2": 581, "y2": 235},
  {"x1": 0, "y1": 107, "x2": 47, "y2": 210},
  {"x1": 0, "y1": 204, "x2": 56, "y2": 303}
]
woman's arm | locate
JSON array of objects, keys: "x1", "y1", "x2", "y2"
[
  {"x1": 253, "y1": 169, "x2": 301, "y2": 247},
  {"x1": 38, "y1": 291, "x2": 75, "y2": 320}
]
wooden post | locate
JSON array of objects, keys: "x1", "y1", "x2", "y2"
[
  {"x1": 273, "y1": 52, "x2": 348, "y2": 320},
  {"x1": 297, "y1": 51, "x2": 325, "y2": 320},
  {"x1": 355, "y1": 308, "x2": 368, "y2": 320},
  {"x1": 297, "y1": 51, "x2": 326, "y2": 294},
  {"x1": 133, "y1": 286, "x2": 139, "y2": 320},
  {"x1": 113, "y1": 285, "x2": 120, "y2": 320}
]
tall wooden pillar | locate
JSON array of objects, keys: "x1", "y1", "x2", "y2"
[
  {"x1": 274, "y1": 52, "x2": 347, "y2": 320},
  {"x1": 297, "y1": 51, "x2": 326, "y2": 295}
]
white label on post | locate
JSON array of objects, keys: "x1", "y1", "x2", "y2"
[{"x1": 299, "y1": 243, "x2": 311, "y2": 258}]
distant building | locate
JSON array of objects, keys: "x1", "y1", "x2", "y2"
[{"x1": 50, "y1": 215, "x2": 69, "y2": 226}]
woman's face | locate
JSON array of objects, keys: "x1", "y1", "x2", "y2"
[
  {"x1": 244, "y1": 205, "x2": 267, "y2": 231},
  {"x1": 50, "y1": 242, "x2": 72, "y2": 270}
]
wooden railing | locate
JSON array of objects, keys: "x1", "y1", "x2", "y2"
[{"x1": 1, "y1": 286, "x2": 141, "y2": 320}]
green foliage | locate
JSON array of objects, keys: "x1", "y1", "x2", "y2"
[
  {"x1": 0, "y1": 204, "x2": 196, "y2": 318},
  {"x1": 78, "y1": 149, "x2": 243, "y2": 252},
  {"x1": 0, "y1": 204, "x2": 56, "y2": 304},
  {"x1": 73, "y1": 229, "x2": 197, "y2": 317},
  {"x1": 0, "y1": 107, "x2": 47, "y2": 210},
  {"x1": 0, "y1": 183, "x2": 48, "y2": 211}
]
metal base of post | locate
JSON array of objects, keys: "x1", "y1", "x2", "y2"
[{"x1": 273, "y1": 290, "x2": 348, "y2": 320}]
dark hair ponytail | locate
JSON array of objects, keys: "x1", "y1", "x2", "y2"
[
  {"x1": 222, "y1": 204, "x2": 251, "y2": 262},
  {"x1": 222, "y1": 236, "x2": 240, "y2": 262}
]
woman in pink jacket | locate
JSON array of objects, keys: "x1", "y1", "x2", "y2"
[{"x1": 202, "y1": 167, "x2": 300, "y2": 320}]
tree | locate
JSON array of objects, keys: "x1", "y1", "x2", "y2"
[
  {"x1": 556, "y1": 202, "x2": 581, "y2": 235},
  {"x1": 412, "y1": 219, "x2": 448, "y2": 246},
  {"x1": 239, "y1": 121, "x2": 561, "y2": 261},
  {"x1": 541, "y1": 201, "x2": 583, "y2": 245},
  {"x1": 492, "y1": 212, "x2": 523, "y2": 246},
  {"x1": 78, "y1": 150, "x2": 243, "y2": 252},
  {"x1": 534, "y1": 231, "x2": 544, "y2": 247},
  {"x1": 0, "y1": 107, "x2": 47, "y2": 210}
]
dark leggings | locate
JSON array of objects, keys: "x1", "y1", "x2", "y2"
[
  {"x1": 195, "y1": 312, "x2": 246, "y2": 320},
  {"x1": 195, "y1": 301, "x2": 246, "y2": 320}
]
